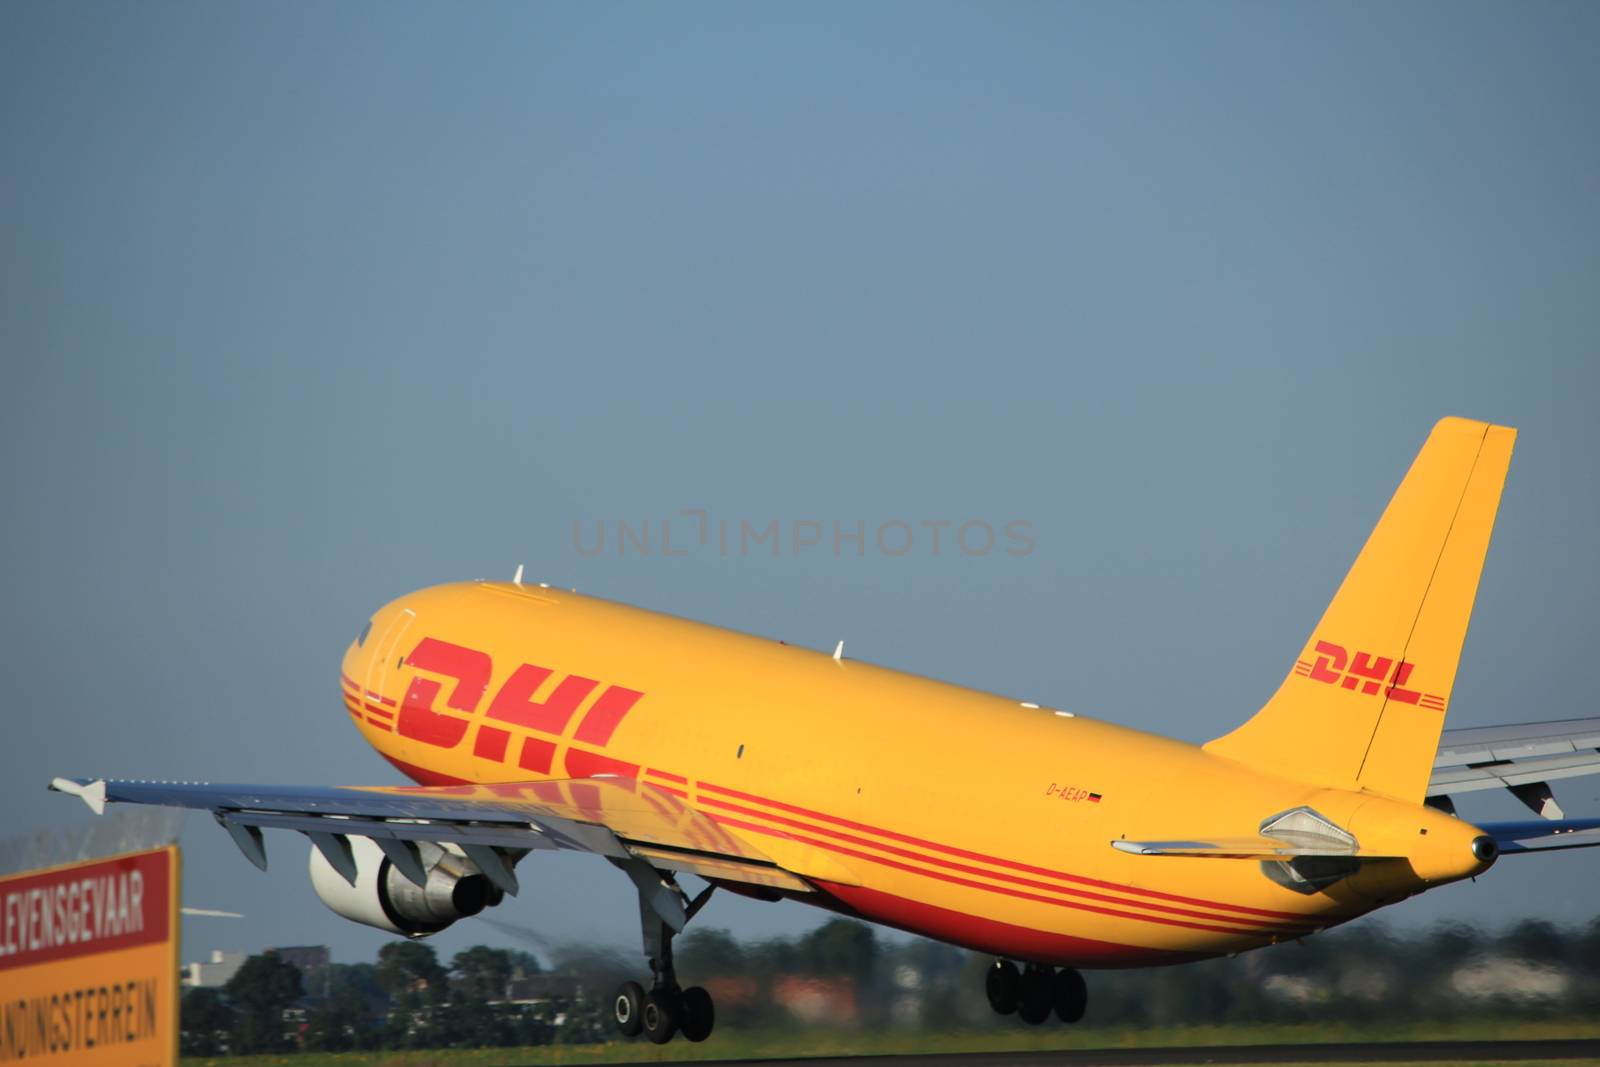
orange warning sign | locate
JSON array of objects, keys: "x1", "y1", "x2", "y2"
[{"x1": 0, "y1": 846, "x2": 177, "y2": 1066}]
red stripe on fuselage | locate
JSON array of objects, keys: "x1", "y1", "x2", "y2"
[
  {"x1": 474, "y1": 726, "x2": 511, "y2": 762},
  {"x1": 381, "y1": 753, "x2": 470, "y2": 786},
  {"x1": 695, "y1": 794, "x2": 1296, "y2": 931},
  {"x1": 707, "y1": 813, "x2": 1288, "y2": 938},
  {"x1": 697, "y1": 780, "x2": 1305, "y2": 922},
  {"x1": 519, "y1": 737, "x2": 557, "y2": 775},
  {"x1": 565, "y1": 748, "x2": 640, "y2": 779}
]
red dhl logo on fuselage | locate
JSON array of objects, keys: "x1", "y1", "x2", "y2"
[
  {"x1": 342, "y1": 637, "x2": 644, "y2": 778},
  {"x1": 1291, "y1": 640, "x2": 1446, "y2": 711}
]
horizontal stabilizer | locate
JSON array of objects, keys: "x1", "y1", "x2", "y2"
[
  {"x1": 1484, "y1": 817, "x2": 1600, "y2": 854},
  {"x1": 1111, "y1": 837, "x2": 1392, "y2": 859}
]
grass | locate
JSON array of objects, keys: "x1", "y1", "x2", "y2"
[{"x1": 181, "y1": 1018, "x2": 1600, "y2": 1067}]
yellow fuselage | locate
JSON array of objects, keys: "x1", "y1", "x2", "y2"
[{"x1": 340, "y1": 581, "x2": 1488, "y2": 967}]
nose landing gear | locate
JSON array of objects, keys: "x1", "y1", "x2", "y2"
[{"x1": 986, "y1": 959, "x2": 1086, "y2": 1024}]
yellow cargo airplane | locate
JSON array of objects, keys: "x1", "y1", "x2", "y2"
[{"x1": 52, "y1": 417, "x2": 1600, "y2": 1042}]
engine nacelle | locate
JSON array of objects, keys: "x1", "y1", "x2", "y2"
[{"x1": 308, "y1": 836, "x2": 501, "y2": 936}]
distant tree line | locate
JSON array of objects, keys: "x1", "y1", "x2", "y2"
[
  {"x1": 1086, "y1": 917, "x2": 1600, "y2": 1029},
  {"x1": 670, "y1": 915, "x2": 1600, "y2": 1031},
  {"x1": 181, "y1": 915, "x2": 1600, "y2": 1053},
  {"x1": 180, "y1": 943, "x2": 566, "y2": 1055}
]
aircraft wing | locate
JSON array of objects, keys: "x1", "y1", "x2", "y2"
[
  {"x1": 1427, "y1": 716, "x2": 1600, "y2": 819},
  {"x1": 47, "y1": 775, "x2": 818, "y2": 904}
]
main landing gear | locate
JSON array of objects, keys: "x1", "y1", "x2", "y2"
[
  {"x1": 609, "y1": 859, "x2": 717, "y2": 1043},
  {"x1": 985, "y1": 959, "x2": 1086, "y2": 1025}
]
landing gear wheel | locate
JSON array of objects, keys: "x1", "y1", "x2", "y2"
[
  {"x1": 612, "y1": 980, "x2": 644, "y2": 1037},
  {"x1": 679, "y1": 986, "x2": 715, "y2": 1042},
  {"x1": 1052, "y1": 967, "x2": 1087, "y2": 1023},
  {"x1": 986, "y1": 959, "x2": 1020, "y2": 1015},
  {"x1": 1017, "y1": 966, "x2": 1053, "y2": 1025},
  {"x1": 642, "y1": 990, "x2": 679, "y2": 1044}
]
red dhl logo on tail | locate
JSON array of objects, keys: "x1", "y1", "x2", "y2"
[
  {"x1": 1292, "y1": 640, "x2": 1446, "y2": 711},
  {"x1": 342, "y1": 637, "x2": 644, "y2": 777}
]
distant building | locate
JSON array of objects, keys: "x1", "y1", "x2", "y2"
[
  {"x1": 1451, "y1": 957, "x2": 1573, "y2": 1002},
  {"x1": 183, "y1": 949, "x2": 245, "y2": 988},
  {"x1": 772, "y1": 975, "x2": 858, "y2": 1024},
  {"x1": 271, "y1": 945, "x2": 331, "y2": 989},
  {"x1": 702, "y1": 974, "x2": 758, "y2": 1009},
  {"x1": 493, "y1": 973, "x2": 583, "y2": 1006}
]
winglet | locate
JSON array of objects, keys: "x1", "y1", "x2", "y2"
[{"x1": 49, "y1": 777, "x2": 106, "y2": 816}]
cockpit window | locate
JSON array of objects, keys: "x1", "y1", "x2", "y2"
[{"x1": 357, "y1": 619, "x2": 373, "y2": 647}]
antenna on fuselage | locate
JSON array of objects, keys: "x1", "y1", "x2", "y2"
[
  {"x1": 513, "y1": 564, "x2": 525, "y2": 587},
  {"x1": 832, "y1": 640, "x2": 845, "y2": 662}
]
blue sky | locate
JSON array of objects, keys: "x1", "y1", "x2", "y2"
[{"x1": 4, "y1": 2, "x2": 1598, "y2": 968}]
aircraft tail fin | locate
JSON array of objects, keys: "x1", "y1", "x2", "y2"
[{"x1": 1204, "y1": 417, "x2": 1516, "y2": 802}]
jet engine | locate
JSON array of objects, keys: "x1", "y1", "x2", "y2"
[{"x1": 308, "y1": 836, "x2": 504, "y2": 936}]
